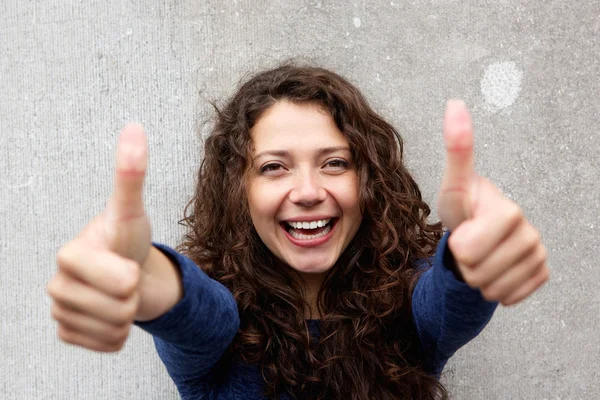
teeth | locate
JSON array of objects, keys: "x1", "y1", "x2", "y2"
[
  {"x1": 289, "y1": 223, "x2": 332, "y2": 240},
  {"x1": 286, "y1": 219, "x2": 330, "y2": 229}
]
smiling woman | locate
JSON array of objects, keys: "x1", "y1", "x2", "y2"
[
  {"x1": 171, "y1": 64, "x2": 480, "y2": 399},
  {"x1": 49, "y1": 63, "x2": 548, "y2": 400},
  {"x1": 248, "y1": 102, "x2": 362, "y2": 280}
]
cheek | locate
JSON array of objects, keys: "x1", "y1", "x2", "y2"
[
  {"x1": 248, "y1": 181, "x2": 283, "y2": 224},
  {"x1": 334, "y1": 175, "x2": 361, "y2": 213}
]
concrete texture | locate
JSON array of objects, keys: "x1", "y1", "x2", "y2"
[{"x1": 1, "y1": 0, "x2": 599, "y2": 398}]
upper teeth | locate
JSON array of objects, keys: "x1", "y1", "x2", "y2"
[{"x1": 287, "y1": 219, "x2": 330, "y2": 229}]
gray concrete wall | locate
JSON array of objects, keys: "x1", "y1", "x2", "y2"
[{"x1": 1, "y1": 0, "x2": 598, "y2": 398}]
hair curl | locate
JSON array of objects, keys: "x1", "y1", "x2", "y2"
[{"x1": 178, "y1": 63, "x2": 446, "y2": 399}]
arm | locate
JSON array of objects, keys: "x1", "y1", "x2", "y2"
[
  {"x1": 414, "y1": 100, "x2": 549, "y2": 375},
  {"x1": 135, "y1": 245, "x2": 184, "y2": 322},
  {"x1": 135, "y1": 244, "x2": 239, "y2": 383},
  {"x1": 412, "y1": 232, "x2": 498, "y2": 376}
]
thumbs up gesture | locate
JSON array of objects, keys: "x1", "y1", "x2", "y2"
[
  {"x1": 437, "y1": 100, "x2": 549, "y2": 306},
  {"x1": 48, "y1": 124, "x2": 151, "y2": 351}
]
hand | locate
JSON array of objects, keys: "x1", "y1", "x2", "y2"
[
  {"x1": 47, "y1": 124, "x2": 151, "y2": 351},
  {"x1": 437, "y1": 100, "x2": 549, "y2": 306}
]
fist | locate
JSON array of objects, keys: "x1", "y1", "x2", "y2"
[
  {"x1": 437, "y1": 100, "x2": 549, "y2": 306},
  {"x1": 47, "y1": 124, "x2": 151, "y2": 351}
]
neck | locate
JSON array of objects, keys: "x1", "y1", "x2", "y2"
[{"x1": 297, "y1": 272, "x2": 325, "y2": 320}]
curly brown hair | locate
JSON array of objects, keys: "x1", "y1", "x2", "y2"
[{"x1": 178, "y1": 63, "x2": 446, "y2": 399}]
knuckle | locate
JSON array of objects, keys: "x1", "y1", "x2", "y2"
[
  {"x1": 447, "y1": 234, "x2": 460, "y2": 252},
  {"x1": 47, "y1": 275, "x2": 65, "y2": 299},
  {"x1": 506, "y1": 203, "x2": 523, "y2": 224},
  {"x1": 109, "y1": 341, "x2": 126, "y2": 352},
  {"x1": 460, "y1": 253, "x2": 478, "y2": 267},
  {"x1": 116, "y1": 299, "x2": 138, "y2": 324},
  {"x1": 125, "y1": 302, "x2": 138, "y2": 321},
  {"x1": 118, "y1": 323, "x2": 132, "y2": 340},
  {"x1": 56, "y1": 244, "x2": 77, "y2": 272},
  {"x1": 525, "y1": 227, "x2": 541, "y2": 249},
  {"x1": 463, "y1": 272, "x2": 482, "y2": 288},
  {"x1": 113, "y1": 312, "x2": 128, "y2": 326},
  {"x1": 57, "y1": 324, "x2": 76, "y2": 344},
  {"x1": 102, "y1": 333, "x2": 127, "y2": 351},
  {"x1": 481, "y1": 286, "x2": 499, "y2": 302},
  {"x1": 104, "y1": 336, "x2": 127, "y2": 352},
  {"x1": 501, "y1": 298, "x2": 515, "y2": 307},
  {"x1": 448, "y1": 237, "x2": 474, "y2": 265},
  {"x1": 55, "y1": 246, "x2": 69, "y2": 266},
  {"x1": 451, "y1": 248, "x2": 476, "y2": 268},
  {"x1": 50, "y1": 302, "x2": 64, "y2": 322},
  {"x1": 109, "y1": 324, "x2": 131, "y2": 345},
  {"x1": 116, "y1": 262, "x2": 140, "y2": 297},
  {"x1": 46, "y1": 279, "x2": 56, "y2": 298}
]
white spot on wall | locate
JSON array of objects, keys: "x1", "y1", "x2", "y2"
[
  {"x1": 3, "y1": 176, "x2": 34, "y2": 189},
  {"x1": 353, "y1": 17, "x2": 361, "y2": 28},
  {"x1": 480, "y1": 61, "x2": 523, "y2": 111}
]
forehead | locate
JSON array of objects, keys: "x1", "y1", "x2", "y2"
[{"x1": 250, "y1": 101, "x2": 349, "y2": 152}]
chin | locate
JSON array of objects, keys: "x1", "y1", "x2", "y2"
[{"x1": 287, "y1": 257, "x2": 335, "y2": 275}]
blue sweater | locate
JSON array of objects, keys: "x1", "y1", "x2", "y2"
[{"x1": 136, "y1": 233, "x2": 497, "y2": 399}]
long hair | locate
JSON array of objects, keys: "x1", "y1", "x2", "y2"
[{"x1": 178, "y1": 64, "x2": 446, "y2": 399}]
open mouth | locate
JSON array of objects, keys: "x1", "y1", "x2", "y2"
[{"x1": 281, "y1": 218, "x2": 338, "y2": 240}]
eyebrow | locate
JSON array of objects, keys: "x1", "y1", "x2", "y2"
[{"x1": 253, "y1": 146, "x2": 351, "y2": 161}]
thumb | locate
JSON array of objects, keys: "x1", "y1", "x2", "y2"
[
  {"x1": 105, "y1": 123, "x2": 148, "y2": 227},
  {"x1": 437, "y1": 100, "x2": 476, "y2": 231}
]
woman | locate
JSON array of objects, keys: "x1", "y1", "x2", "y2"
[{"x1": 48, "y1": 65, "x2": 549, "y2": 399}]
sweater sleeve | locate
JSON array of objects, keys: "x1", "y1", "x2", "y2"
[
  {"x1": 412, "y1": 232, "x2": 498, "y2": 376},
  {"x1": 134, "y1": 243, "x2": 240, "y2": 383}
]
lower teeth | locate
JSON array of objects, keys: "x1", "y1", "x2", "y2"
[{"x1": 289, "y1": 224, "x2": 332, "y2": 240}]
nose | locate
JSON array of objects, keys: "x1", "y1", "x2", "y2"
[{"x1": 288, "y1": 168, "x2": 326, "y2": 207}]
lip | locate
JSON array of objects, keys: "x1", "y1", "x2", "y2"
[
  {"x1": 280, "y1": 218, "x2": 338, "y2": 248},
  {"x1": 280, "y1": 215, "x2": 336, "y2": 222}
]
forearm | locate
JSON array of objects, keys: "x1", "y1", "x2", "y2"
[
  {"x1": 134, "y1": 243, "x2": 240, "y2": 380},
  {"x1": 412, "y1": 233, "x2": 497, "y2": 375},
  {"x1": 136, "y1": 245, "x2": 184, "y2": 321}
]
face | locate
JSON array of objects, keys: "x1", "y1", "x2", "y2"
[{"x1": 247, "y1": 101, "x2": 362, "y2": 280}]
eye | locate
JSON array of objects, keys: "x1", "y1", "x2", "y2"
[
  {"x1": 323, "y1": 158, "x2": 349, "y2": 170},
  {"x1": 259, "y1": 163, "x2": 285, "y2": 174}
]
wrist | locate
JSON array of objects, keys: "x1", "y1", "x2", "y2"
[
  {"x1": 135, "y1": 245, "x2": 184, "y2": 321},
  {"x1": 443, "y1": 233, "x2": 465, "y2": 282}
]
